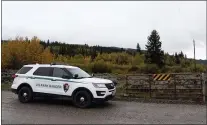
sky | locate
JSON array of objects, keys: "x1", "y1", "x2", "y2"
[{"x1": 2, "y1": 1, "x2": 206, "y2": 59}]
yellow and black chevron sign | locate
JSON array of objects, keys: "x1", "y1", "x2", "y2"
[{"x1": 153, "y1": 74, "x2": 171, "y2": 81}]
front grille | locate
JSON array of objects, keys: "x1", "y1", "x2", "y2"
[{"x1": 105, "y1": 83, "x2": 115, "y2": 90}]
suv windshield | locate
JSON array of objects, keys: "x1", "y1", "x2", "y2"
[{"x1": 67, "y1": 68, "x2": 91, "y2": 79}]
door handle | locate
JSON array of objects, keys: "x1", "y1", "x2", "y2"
[{"x1": 51, "y1": 79, "x2": 56, "y2": 81}]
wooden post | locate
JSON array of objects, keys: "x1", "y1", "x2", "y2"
[
  {"x1": 173, "y1": 74, "x2": 177, "y2": 100},
  {"x1": 202, "y1": 73, "x2": 206, "y2": 103},
  {"x1": 149, "y1": 75, "x2": 152, "y2": 98},
  {"x1": 193, "y1": 39, "x2": 196, "y2": 72},
  {"x1": 125, "y1": 75, "x2": 128, "y2": 96}
]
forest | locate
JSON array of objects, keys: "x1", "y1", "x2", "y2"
[{"x1": 1, "y1": 30, "x2": 206, "y2": 74}]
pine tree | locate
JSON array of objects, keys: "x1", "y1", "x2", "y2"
[
  {"x1": 91, "y1": 47, "x2": 97, "y2": 61},
  {"x1": 136, "y1": 43, "x2": 141, "y2": 53},
  {"x1": 46, "y1": 39, "x2": 50, "y2": 47},
  {"x1": 179, "y1": 51, "x2": 184, "y2": 58},
  {"x1": 175, "y1": 52, "x2": 180, "y2": 64},
  {"x1": 184, "y1": 54, "x2": 187, "y2": 59},
  {"x1": 145, "y1": 30, "x2": 164, "y2": 67}
]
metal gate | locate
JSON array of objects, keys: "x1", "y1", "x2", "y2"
[{"x1": 125, "y1": 73, "x2": 203, "y2": 101}]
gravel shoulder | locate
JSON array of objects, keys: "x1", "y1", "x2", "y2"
[{"x1": 1, "y1": 91, "x2": 206, "y2": 124}]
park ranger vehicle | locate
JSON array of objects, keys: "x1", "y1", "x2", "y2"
[{"x1": 11, "y1": 63, "x2": 117, "y2": 108}]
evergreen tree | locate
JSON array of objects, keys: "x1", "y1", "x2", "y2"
[
  {"x1": 175, "y1": 52, "x2": 180, "y2": 64},
  {"x1": 91, "y1": 47, "x2": 97, "y2": 61},
  {"x1": 145, "y1": 30, "x2": 164, "y2": 67},
  {"x1": 178, "y1": 51, "x2": 184, "y2": 58},
  {"x1": 184, "y1": 54, "x2": 187, "y2": 59},
  {"x1": 136, "y1": 43, "x2": 141, "y2": 53},
  {"x1": 46, "y1": 39, "x2": 50, "y2": 47}
]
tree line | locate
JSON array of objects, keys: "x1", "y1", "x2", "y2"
[{"x1": 1, "y1": 30, "x2": 206, "y2": 73}]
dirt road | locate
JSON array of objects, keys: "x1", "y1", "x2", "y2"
[{"x1": 2, "y1": 91, "x2": 206, "y2": 124}]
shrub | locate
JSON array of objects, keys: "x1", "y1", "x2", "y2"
[
  {"x1": 132, "y1": 54, "x2": 145, "y2": 66},
  {"x1": 69, "y1": 54, "x2": 85, "y2": 64},
  {"x1": 191, "y1": 64, "x2": 206, "y2": 72},
  {"x1": 115, "y1": 52, "x2": 132, "y2": 65},
  {"x1": 170, "y1": 66, "x2": 183, "y2": 73},
  {"x1": 160, "y1": 66, "x2": 171, "y2": 73},
  {"x1": 91, "y1": 59, "x2": 112, "y2": 73},
  {"x1": 111, "y1": 64, "x2": 130, "y2": 74},
  {"x1": 112, "y1": 69, "x2": 127, "y2": 74},
  {"x1": 141, "y1": 64, "x2": 160, "y2": 73},
  {"x1": 128, "y1": 66, "x2": 140, "y2": 73}
]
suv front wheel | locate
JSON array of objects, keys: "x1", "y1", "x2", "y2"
[
  {"x1": 72, "y1": 90, "x2": 92, "y2": 108},
  {"x1": 18, "y1": 87, "x2": 33, "y2": 103}
]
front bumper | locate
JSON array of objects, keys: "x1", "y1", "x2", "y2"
[
  {"x1": 93, "y1": 87, "x2": 116, "y2": 101},
  {"x1": 94, "y1": 94, "x2": 115, "y2": 102},
  {"x1": 104, "y1": 94, "x2": 115, "y2": 101}
]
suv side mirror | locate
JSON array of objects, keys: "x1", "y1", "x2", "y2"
[{"x1": 73, "y1": 74, "x2": 79, "y2": 79}]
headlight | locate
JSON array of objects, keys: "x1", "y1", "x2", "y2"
[{"x1": 92, "y1": 83, "x2": 106, "y2": 88}]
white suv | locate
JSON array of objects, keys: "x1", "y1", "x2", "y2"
[{"x1": 11, "y1": 63, "x2": 116, "y2": 108}]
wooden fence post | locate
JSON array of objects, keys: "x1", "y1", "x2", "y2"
[
  {"x1": 202, "y1": 73, "x2": 206, "y2": 103},
  {"x1": 125, "y1": 75, "x2": 128, "y2": 96},
  {"x1": 173, "y1": 74, "x2": 177, "y2": 100},
  {"x1": 149, "y1": 75, "x2": 152, "y2": 98}
]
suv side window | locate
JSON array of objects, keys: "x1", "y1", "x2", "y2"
[
  {"x1": 33, "y1": 67, "x2": 53, "y2": 76},
  {"x1": 17, "y1": 67, "x2": 33, "y2": 74},
  {"x1": 53, "y1": 67, "x2": 71, "y2": 78}
]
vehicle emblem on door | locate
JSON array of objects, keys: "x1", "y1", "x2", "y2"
[{"x1": 63, "y1": 83, "x2": 69, "y2": 92}]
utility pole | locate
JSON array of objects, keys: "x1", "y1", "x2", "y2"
[{"x1": 193, "y1": 39, "x2": 196, "y2": 72}]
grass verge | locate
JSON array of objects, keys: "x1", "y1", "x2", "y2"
[{"x1": 1, "y1": 83, "x2": 12, "y2": 91}]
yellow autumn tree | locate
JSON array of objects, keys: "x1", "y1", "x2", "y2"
[
  {"x1": 1, "y1": 37, "x2": 30, "y2": 69},
  {"x1": 25, "y1": 36, "x2": 44, "y2": 64},
  {"x1": 40, "y1": 47, "x2": 54, "y2": 64},
  {"x1": 1, "y1": 36, "x2": 55, "y2": 69},
  {"x1": 1, "y1": 42, "x2": 10, "y2": 69}
]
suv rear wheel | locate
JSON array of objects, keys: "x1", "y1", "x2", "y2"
[
  {"x1": 72, "y1": 90, "x2": 92, "y2": 108},
  {"x1": 18, "y1": 87, "x2": 33, "y2": 103}
]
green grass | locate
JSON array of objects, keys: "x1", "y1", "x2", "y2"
[{"x1": 1, "y1": 83, "x2": 12, "y2": 91}]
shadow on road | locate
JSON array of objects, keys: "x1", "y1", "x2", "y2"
[{"x1": 30, "y1": 97, "x2": 114, "y2": 109}]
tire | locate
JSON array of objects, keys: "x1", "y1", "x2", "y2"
[
  {"x1": 18, "y1": 86, "x2": 33, "y2": 103},
  {"x1": 72, "y1": 90, "x2": 92, "y2": 108}
]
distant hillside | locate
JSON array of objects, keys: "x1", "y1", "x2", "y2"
[
  {"x1": 2, "y1": 40, "x2": 143, "y2": 56},
  {"x1": 1, "y1": 39, "x2": 204, "y2": 64}
]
